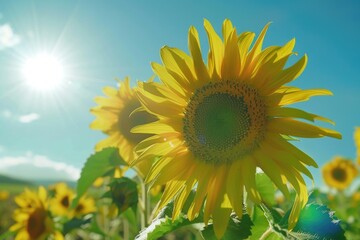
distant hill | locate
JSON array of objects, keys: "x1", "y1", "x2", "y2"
[
  {"x1": 0, "y1": 174, "x2": 33, "y2": 185},
  {"x1": 0, "y1": 174, "x2": 76, "y2": 189},
  {"x1": 32, "y1": 179, "x2": 77, "y2": 189}
]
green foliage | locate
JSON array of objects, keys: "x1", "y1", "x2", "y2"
[
  {"x1": 256, "y1": 173, "x2": 276, "y2": 205},
  {"x1": 135, "y1": 190, "x2": 202, "y2": 240},
  {"x1": 63, "y1": 217, "x2": 92, "y2": 235},
  {"x1": 106, "y1": 177, "x2": 139, "y2": 214},
  {"x1": 137, "y1": 214, "x2": 203, "y2": 240},
  {"x1": 201, "y1": 214, "x2": 253, "y2": 240},
  {"x1": 72, "y1": 147, "x2": 127, "y2": 207},
  {"x1": 0, "y1": 231, "x2": 15, "y2": 240},
  {"x1": 249, "y1": 207, "x2": 271, "y2": 240}
]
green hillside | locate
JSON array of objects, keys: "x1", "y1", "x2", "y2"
[
  {"x1": 0, "y1": 174, "x2": 32, "y2": 185},
  {"x1": 0, "y1": 174, "x2": 34, "y2": 194}
]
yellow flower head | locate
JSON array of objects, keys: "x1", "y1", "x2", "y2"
[
  {"x1": 0, "y1": 190, "x2": 9, "y2": 201},
  {"x1": 50, "y1": 182, "x2": 75, "y2": 218},
  {"x1": 49, "y1": 182, "x2": 96, "y2": 219},
  {"x1": 10, "y1": 187, "x2": 63, "y2": 240},
  {"x1": 352, "y1": 192, "x2": 360, "y2": 202},
  {"x1": 133, "y1": 19, "x2": 341, "y2": 238},
  {"x1": 91, "y1": 77, "x2": 157, "y2": 177},
  {"x1": 14, "y1": 187, "x2": 48, "y2": 212},
  {"x1": 322, "y1": 156, "x2": 358, "y2": 190},
  {"x1": 73, "y1": 195, "x2": 96, "y2": 218},
  {"x1": 354, "y1": 127, "x2": 360, "y2": 164}
]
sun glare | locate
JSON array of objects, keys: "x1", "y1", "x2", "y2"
[{"x1": 22, "y1": 52, "x2": 64, "y2": 91}]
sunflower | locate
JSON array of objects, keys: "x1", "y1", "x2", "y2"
[
  {"x1": 73, "y1": 195, "x2": 96, "y2": 218},
  {"x1": 91, "y1": 77, "x2": 157, "y2": 177},
  {"x1": 132, "y1": 19, "x2": 341, "y2": 238},
  {"x1": 322, "y1": 156, "x2": 358, "y2": 190},
  {"x1": 50, "y1": 182, "x2": 75, "y2": 218},
  {"x1": 49, "y1": 182, "x2": 96, "y2": 219},
  {"x1": 0, "y1": 190, "x2": 9, "y2": 201},
  {"x1": 10, "y1": 187, "x2": 63, "y2": 240},
  {"x1": 354, "y1": 127, "x2": 360, "y2": 165}
]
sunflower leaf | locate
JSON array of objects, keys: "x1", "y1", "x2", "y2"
[
  {"x1": 0, "y1": 231, "x2": 15, "y2": 240},
  {"x1": 249, "y1": 207, "x2": 271, "y2": 239},
  {"x1": 106, "y1": 177, "x2": 138, "y2": 214},
  {"x1": 63, "y1": 217, "x2": 92, "y2": 235},
  {"x1": 72, "y1": 147, "x2": 127, "y2": 207},
  {"x1": 135, "y1": 214, "x2": 203, "y2": 240},
  {"x1": 256, "y1": 173, "x2": 276, "y2": 205},
  {"x1": 201, "y1": 213, "x2": 253, "y2": 240},
  {"x1": 278, "y1": 203, "x2": 346, "y2": 240}
]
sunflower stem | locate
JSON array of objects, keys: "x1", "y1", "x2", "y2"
[
  {"x1": 138, "y1": 175, "x2": 150, "y2": 229},
  {"x1": 259, "y1": 227, "x2": 274, "y2": 240}
]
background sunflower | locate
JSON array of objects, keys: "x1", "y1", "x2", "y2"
[
  {"x1": 91, "y1": 77, "x2": 157, "y2": 177},
  {"x1": 322, "y1": 156, "x2": 358, "y2": 190}
]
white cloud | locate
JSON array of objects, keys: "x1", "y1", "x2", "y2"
[
  {"x1": 1, "y1": 110, "x2": 40, "y2": 123},
  {"x1": 18, "y1": 113, "x2": 40, "y2": 123},
  {"x1": 0, "y1": 153, "x2": 80, "y2": 181},
  {"x1": 0, "y1": 23, "x2": 21, "y2": 50}
]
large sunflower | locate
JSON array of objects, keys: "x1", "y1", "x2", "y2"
[
  {"x1": 91, "y1": 77, "x2": 157, "y2": 177},
  {"x1": 132, "y1": 19, "x2": 341, "y2": 238},
  {"x1": 322, "y1": 156, "x2": 358, "y2": 190},
  {"x1": 10, "y1": 187, "x2": 63, "y2": 240}
]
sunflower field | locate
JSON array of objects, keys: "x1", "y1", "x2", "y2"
[{"x1": 1, "y1": 19, "x2": 360, "y2": 240}]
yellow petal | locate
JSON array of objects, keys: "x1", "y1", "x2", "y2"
[
  {"x1": 161, "y1": 47, "x2": 196, "y2": 86},
  {"x1": 203, "y1": 165, "x2": 228, "y2": 224},
  {"x1": 172, "y1": 178, "x2": 196, "y2": 219},
  {"x1": 268, "y1": 118, "x2": 342, "y2": 139},
  {"x1": 264, "y1": 54, "x2": 307, "y2": 94},
  {"x1": 212, "y1": 204, "x2": 232, "y2": 239},
  {"x1": 240, "y1": 157, "x2": 261, "y2": 203},
  {"x1": 254, "y1": 150, "x2": 290, "y2": 199},
  {"x1": 226, "y1": 160, "x2": 244, "y2": 217},
  {"x1": 131, "y1": 120, "x2": 182, "y2": 135},
  {"x1": 266, "y1": 132, "x2": 318, "y2": 167},
  {"x1": 222, "y1": 29, "x2": 240, "y2": 80},
  {"x1": 238, "y1": 32, "x2": 255, "y2": 74},
  {"x1": 268, "y1": 107, "x2": 334, "y2": 125},
  {"x1": 246, "y1": 23, "x2": 271, "y2": 63},
  {"x1": 354, "y1": 127, "x2": 360, "y2": 163},
  {"x1": 204, "y1": 18, "x2": 224, "y2": 76},
  {"x1": 188, "y1": 26, "x2": 210, "y2": 82}
]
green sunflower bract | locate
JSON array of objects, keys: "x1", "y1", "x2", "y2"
[{"x1": 132, "y1": 19, "x2": 341, "y2": 238}]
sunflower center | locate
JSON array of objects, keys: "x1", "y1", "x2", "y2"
[
  {"x1": 27, "y1": 208, "x2": 47, "y2": 239},
  {"x1": 183, "y1": 80, "x2": 266, "y2": 164},
  {"x1": 331, "y1": 168, "x2": 346, "y2": 182},
  {"x1": 60, "y1": 195, "x2": 70, "y2": 208},
  {"x1": 119, "y1": 99, "x2": 157, "y2": 144},
  {"x1": 75, "y1": 203, "x2": 84, "y2": 213}
]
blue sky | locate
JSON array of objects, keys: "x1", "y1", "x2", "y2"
[{"x1": 0, "y1": 0, "x2": 359, "y2": 186}]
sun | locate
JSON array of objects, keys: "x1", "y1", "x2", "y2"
[{"x1": 22, "y1": 52, "x2": 64, "y2": 91}]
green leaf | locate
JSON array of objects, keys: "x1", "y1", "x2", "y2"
[
  {"x1": 279, "y1": 203, "x2": 346, "y2": 240},
  {"x1": 135, "y1": 214, "x2": 203, "y2": 240},
  {"x1": 0, "y1": 231, "x2": 15, "y2": 240},
  {"x1": 72, "y1": 147, "x2": 127, "y2": 207},
  {"x1": 249, "y1": 207, "x2": 270, "y2": 240},
  {"x1": 201, "y1": 213, "x2": 253, "y2": 240},
  {"x1": 107, "y1": 177, "x2": 138, "y2": 214},
  {"x1": 63, "y1": 217, "x2": 92, "y2": 235},
  {"x1": 256, "y1": 173, "x2": 276, "y2": 205},
  {"x1": 135, "y1": 191, "x2": 200, "y2": 240}
]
